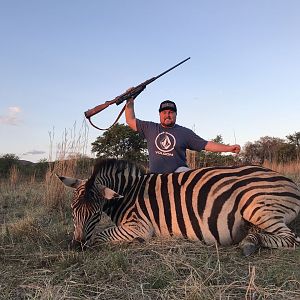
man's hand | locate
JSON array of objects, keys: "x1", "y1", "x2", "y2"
[
  {"x1": 125, "y1": 88, "x2": 137, "y2": 131},
  {"x1": 205, "y1": 141, "x2": 241, "y2": 154},
  {"x1": 125, "y1": 87, "x2": 136, "y2": 104},
  {"x1": 229, "y1": 144, "x2": 241, "y2": 154}
]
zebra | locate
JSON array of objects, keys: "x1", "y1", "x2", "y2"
[{"x1": 58, "y1": 158, "x2": 300, "y2": 256}]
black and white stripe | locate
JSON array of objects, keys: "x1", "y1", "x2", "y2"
[{"x1": 59, "y1": 159, "x2": 300, "y2": 255}]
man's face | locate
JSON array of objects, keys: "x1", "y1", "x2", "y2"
[{"x1": 159, "y1": 109, "x2": 177, "y2": 127}]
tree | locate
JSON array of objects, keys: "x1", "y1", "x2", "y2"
[
  {"x1": 91, "y1": 123, "x2": 148, "y2": 163},
  {"x1": 286, "y1": 131, "x2": 300, "y2": 160},
  {"x1": 243, "y1": 136, "x2": 296, "y2": 164},
  {"x1": 196, "y1": 135, "x2": 238, "y2": 167},
  {"x1": 201, "y1": 135, "x2": 223, "y2": 166},
  {"x1": 243, "y1": 142, "x2": 262, "y2": 164},
  {"x1": 34, "y1": 158, "x2": 49, "y2": 178},
  {"x1": 0, "y1": 153, "x2": 20, "y2": 176}
]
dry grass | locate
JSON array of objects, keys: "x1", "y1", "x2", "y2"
[
  {"x1": 263, "y1": 160, "x2": 300, "y2": 184},
  {"x1": 1, "y1": 128, "x2": 300, "y2": 299},
  {"x1": 45, "y1": 121, "x2": 92, "y2": 212},
  {"x1": 0, "y1": 162, "x2": 300, "y2": 299},
  {"x1": 0, "y1": 203, "x2": 299, "y2": 300},
  {"x1": 9, "y1": 165, "x2": 19, "y2": 186},
  {"x1": 187, "y1": 150, "x2": 197, "y2": 169}
]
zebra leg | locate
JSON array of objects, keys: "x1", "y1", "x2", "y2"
[
  {"x1": 240, "y1": 221, "x2": 300, "y2": 256},
  {"x1": 91, "y1": 222, "x2": 154, "y2": 244},
  {"x1": 239, "y1": 226, "x2": 261, "y2": 256}
]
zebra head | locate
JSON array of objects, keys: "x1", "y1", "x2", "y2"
[{"x1": 57, "y1": 174, "x2": 121, "y2": 249}]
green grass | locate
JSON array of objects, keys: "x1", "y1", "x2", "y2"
[{"x1": 0, "y1": 179, "x2": 300, "y2": 300}]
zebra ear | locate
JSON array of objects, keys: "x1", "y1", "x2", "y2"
[
  {"x1": 101, "y1": 186, "x2": 123, "y2": 200},
  {"x1": 56, "y1": 174, "x2": 84, "y2": 188}
]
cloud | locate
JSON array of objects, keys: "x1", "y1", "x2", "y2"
[
  {"x1": 22, "y1": 150, "x2": 46, "y2": 156},
  {"x1": 0, "y1": 106, "x2": 22, "y2": 125},
  {"x1": 9, "y1": 106, "x2": 21, "y2": 113}
]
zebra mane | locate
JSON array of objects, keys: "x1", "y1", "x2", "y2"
[{"x1": 88, "y1": 158, "x2": 146, "y2": 184}]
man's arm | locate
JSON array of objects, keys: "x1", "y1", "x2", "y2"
[
  {"x1": 125, "y1": 97, "x2": 137, "y2": 131},
  {"x1": 205, "y1": 141, "x2": 241, "y2": 154}
]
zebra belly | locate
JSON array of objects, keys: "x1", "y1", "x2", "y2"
[
  {"x1": 197, "y1": 218, "x2": 248, "y2": 246},
  {"x1": 148, "y1": 212, "x2": 248, "y2": 246}
]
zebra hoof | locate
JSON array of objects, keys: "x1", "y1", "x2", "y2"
[{"x1": 240, "y1": 241, "x2": 258, "y2": 256}]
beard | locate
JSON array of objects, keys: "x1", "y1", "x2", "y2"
[{"x1": 161, "y1": 119, "x2": 175, "y2": 128}]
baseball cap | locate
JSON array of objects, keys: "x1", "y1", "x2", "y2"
[{"x1": 159, "y1": 100, "x2": 177, "y2": 113}]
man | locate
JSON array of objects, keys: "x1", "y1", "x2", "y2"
[{"x1": 125, "y1": 98, "x2": 240, "y2": 173}]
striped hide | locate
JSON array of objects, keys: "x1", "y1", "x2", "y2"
[{"x1": 58, "y1": 159, "x2": 300, "y2": 256}]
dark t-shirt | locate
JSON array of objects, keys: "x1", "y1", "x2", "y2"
[{"x1": 136, "y1": 119, "x2": 208, "y2": 173}]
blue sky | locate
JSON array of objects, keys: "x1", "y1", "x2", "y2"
[{"x1": 1, "y1": 0, "x2": 299, "y2": 162}]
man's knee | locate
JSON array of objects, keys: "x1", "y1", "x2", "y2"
[{"x1": 174, "y1": 166, "x2": 191, "y2": 173}]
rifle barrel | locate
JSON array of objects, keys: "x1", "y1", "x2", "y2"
[{"x1": 154, "y1": 57, "x2": 190, "y2": 80}]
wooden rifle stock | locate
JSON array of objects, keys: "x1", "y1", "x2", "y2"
[
  {"x1": 84, "y1": 82, "x2": 149, "y2": 119},
  {"x1": 84, "y1": 100, "x2": 114, "y2": 119}
]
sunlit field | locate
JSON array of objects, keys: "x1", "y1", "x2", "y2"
[{"x1": 1, "y1": 159, "x2": 299, "y2": 299}]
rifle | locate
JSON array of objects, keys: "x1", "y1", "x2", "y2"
[{"x1": 84, "y1": 57, "x2": 190, "y2": 130}]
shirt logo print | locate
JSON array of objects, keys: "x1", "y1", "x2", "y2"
[
  {"x1": 155, "y1": 132, "x2": 176, "y2": 153},
  {"x1": 161, "y1": 135, "x2": 171, "y2": 149}
]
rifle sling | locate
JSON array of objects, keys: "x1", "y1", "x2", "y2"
[{"x1": 87, "y1": 104, "x2": 126, "y2": 131}]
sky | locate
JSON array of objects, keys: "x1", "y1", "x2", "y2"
[{"x1": 1, "y1": 0, "x2": 299, "y2": 162}]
